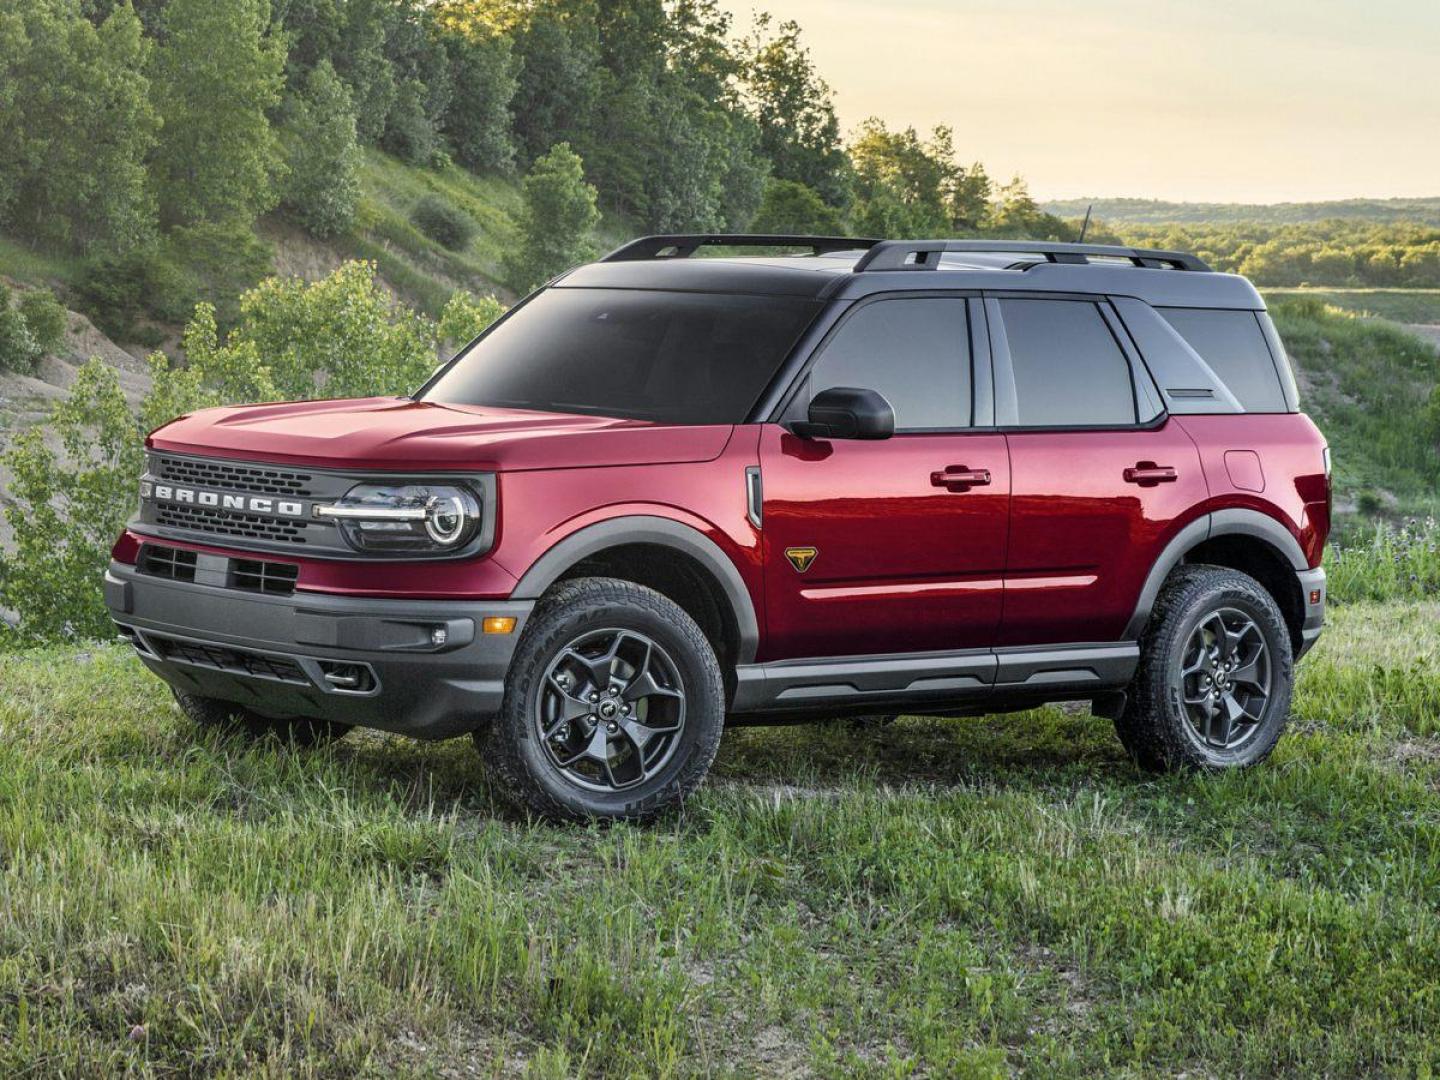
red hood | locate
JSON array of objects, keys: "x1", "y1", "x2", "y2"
[{"x1": 147, "y1": 397, "x2": 735, "y2": 471}]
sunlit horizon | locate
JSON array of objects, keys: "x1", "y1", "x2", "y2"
[{"x1": 719, "y1": 0, "x2": 1440, "y2": 205}]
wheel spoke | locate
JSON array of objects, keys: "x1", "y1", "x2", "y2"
[{"x1": 1231, "y1": 659, "x2": 1266, "y2": 692}]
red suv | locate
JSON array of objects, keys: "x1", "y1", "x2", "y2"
[{"x1": 106, "y1": 236, "x2": 1330, "y2": 822}]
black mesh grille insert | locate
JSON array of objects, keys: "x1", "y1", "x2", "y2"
[
  {"x1": 154, "y1": 503, "x2": 308, "y2": 544},
  {"x1": 138, "y1": 544, "x2": 197, "y2": 583},
  {"x1": 153, "y1": 636, "x2": 310, "y2": 685},
  {"x1": 231, "y1": 558, "x2": 300, "y2": 596},
  {"x1": 155, "y1": 456, "x2": 315, "y2": 497}
]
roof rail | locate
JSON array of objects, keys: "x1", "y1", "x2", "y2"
[
  {"x1": 602, "y1": 234, "x2": 882, "y2": 262},
  {"x1": 853, "y1": 240, "x2": 1211, "y2": 273}
]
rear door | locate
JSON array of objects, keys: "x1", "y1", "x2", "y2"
[
  {"x1": 758, "y1": 295, "x2": 1010, "y2": 660},
  {"x1": 990, "y1": 295, "x2": 1206, "y2": 647}
]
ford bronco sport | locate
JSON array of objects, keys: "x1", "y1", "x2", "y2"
[{"x1": 106, "y1": 235, "x2": 1330, "y2": 822}]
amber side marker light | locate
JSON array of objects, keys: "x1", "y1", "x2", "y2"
[
  {"x1": 483, "y1": 616, "x2": 517, "y2": 634},
  {"x1": 1310, "y1": 590, "x2": 1323, "y2": 605}
]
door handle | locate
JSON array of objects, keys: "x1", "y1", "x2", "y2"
[
  {"x1": 931, "y1": 466, "x2": 992, "y2": 491},
  {"x1": 1124, "y1": 462, "x2": 1179, "y2": 486}
]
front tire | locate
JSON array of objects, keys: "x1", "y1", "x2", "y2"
[
  {"x1": 476, "y1": 577, "x2": 725, "y2": 823},
  {"x1": 173, "y1": 691, "x2": 351, "y2": 747},
  {"x1": 1115, "y1": 564, "x2": 1293, "y2": 772}
]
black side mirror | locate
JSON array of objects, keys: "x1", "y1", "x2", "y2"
[{"x1": 791, "y1": 386, "x2": 895, "y2": 441}]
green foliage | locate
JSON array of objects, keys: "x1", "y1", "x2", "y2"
[
  {"x1": 505, "y1": 143, "x2": 600, "y2": 292},
  {"x1": 187, "y1": 260, "x2": 436, "y2": 403},
  {"x1": 382, "y1": 77, "x2": 445, "y2": 166},
  {"x1": 410, "y1": 195, "x2": 478, "y2": 251},
  {"x1": 437, "y1": 289, "x2": 505, "y2": 347},
  {"x1": 0, "y1": 0, "x2": 159, "y2": 254},
  {"x1": 0, "y1": 354, "x2": 206, "y2": 642},
  {"x1": 1271, "y1": 301, "x2": 1440, "y2": 506},
  {"x1": 15, "y1": 287, "x2": 67, "y2": 356},
  {"x1": 751, "y1": 179, "x2": 844, "y2": 235},
  {"x1": 740, "y1": 13, "x2": 850, "y2": 209},
  {"x1": 0, "y1": 261, "x2": 439, "y2": 644},
  {"x1": 1117, "y1": 220, "x2": 1440, "y2": 289},
  {"x1": 282, "y1": 60, "x2": 362, "y2": 239},
  {"x1": 439, "y1": 25, "x2": 517, "y2": 172},
  {"x1": 1327, "y1": 517, "x2": 1440, "y2": 605},
  {"x1": 149, "y1": 0, "x2": 287, "y2": 226},
  {"x1": 0, "y1": 283, "x2": 41, "y2": 374},
  {"x1": 75, "y1": 223, "x2": 273, "y2": 340}
]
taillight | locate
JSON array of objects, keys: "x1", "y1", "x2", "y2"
[{"x1": 1322, "y1": 446, "x2": 1332, "y2": 517}]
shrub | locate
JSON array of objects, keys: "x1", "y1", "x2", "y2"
[
  {"x1": 282, "y1": 61, "x2": 362, "y2": 240},
  {"x1": 0, "y1": 284, "x2": 41, "y2": 374},
  {"x1": 0, "y1": 261, "x2": 441, "y2": 646},
  {"x1": 505, "y1": 143, "x2": 600, "y2": 292},
  {"x1": 411, "y1": 195, "x2": 477, "y2": 251},
  {"x1": 16, "y1": 287, "x2": 69, "y2": 357},
  {"x1": 438, "y1": 290, "x2": 506, "y2": 349}
]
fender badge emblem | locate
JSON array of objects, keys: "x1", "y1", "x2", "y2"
[{"x1": 785, "y1": 546, "x2": 818, "y2": 573}]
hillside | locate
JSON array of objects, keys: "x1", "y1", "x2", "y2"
[{"x1": 1043, "y1": 196, "x2": 1440, "y2": 226}]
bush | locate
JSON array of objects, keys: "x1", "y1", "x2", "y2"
[
  {"x1": 438, "y1": 290, "x2": 506, "y2": 349},
  {"x1": 411, "y1": 195, "x2": 477, "y2": 251},
  {"x1": 0, "y1": 284, "x2": 41, "y2": 374},
  {"x1": 282, "y1": 61, "x2": 362, "y2": 240},
  {"x1": 16, "y1": 288, "x2": 69, "y2": 357},
  {"x1": 505, "y1": 143, "x2": 600, "y2": 292},
  {"x1": 0, "y1": 261, "x2": 443, "y2": 646}
]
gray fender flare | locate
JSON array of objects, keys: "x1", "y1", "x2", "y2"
[
  {"x1": 1123, "y1": 509, "x2": 1309, "y2": 639},
  {"x1": 510, "y1": 515, "x2": 761, "y2": 664}
]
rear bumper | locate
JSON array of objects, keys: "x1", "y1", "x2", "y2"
[
  {"x1": 1296, "y1": 566, "x2": 1326, "y2": 659},
  {"x1": 104, "y1": 560, "x2": 532, "y2": 739}
]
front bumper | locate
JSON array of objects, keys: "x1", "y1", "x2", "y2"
[
  {"x1": 1297, "y1": 566, "x2": 1326, "y2": 659},
  {"x1": 105, "y1": 560, "x2": 532, "y2": 739}
]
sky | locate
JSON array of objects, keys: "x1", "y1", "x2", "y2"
[{"x1": 716, "y1": 0, "x2": 1440, "y2": 204}]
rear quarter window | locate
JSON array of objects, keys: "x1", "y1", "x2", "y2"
[{"x1": 1156, "y1": 308, "x2": 1289, "y2": 413}]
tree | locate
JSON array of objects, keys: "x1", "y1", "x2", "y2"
[
  {"x1": 282, "y1": 60, "x2": 362, "y2": 238},
  {"x1": 149, "y1": 0, "x2": 287, "y2": 225},
  {"x1": 505, "y1": 143, "x2": 600, "y2": 292},
  {"x1": 0, "y1": 0, "x2": 159, "y2": 254},
  {"x1": 849, "y1": 119, "x2": 956, "y2": 238},
  {"x1": 751, "y1": 179, "x2": 844, "y2": 235},
  {"x1": 740, "y1": 14, "x2": 850, "y2": 209},
  {"x1": 438, "y1": 23, "x2": 517, "y2": 171},
  {"x1": 509, "y1": 3, "x2": 601, "y2": 165}
]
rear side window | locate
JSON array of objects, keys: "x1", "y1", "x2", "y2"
[
  {"x1": 999, "y1": 299, "x2": 1136, "y2": 427},
  {"x1": 1156, "y1": 308, "x2": 1288, "y2": 412},
  {"x1": 798, "y1": 298, "x2": 972, "y2": 430}
]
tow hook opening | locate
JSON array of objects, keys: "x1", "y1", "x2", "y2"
[{"x1": 318, "y1": 660, "x2": 377, "y2": 694}]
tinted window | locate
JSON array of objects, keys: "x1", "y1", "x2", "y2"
[
  {"x1": 1000, "y1": 299, "x2": 1136, "y2": 427},
  {"x1": 1158, "y1": 308, "x2": 1288, "y2": 412},
  {"x1": 799, "y1": 298, "x2": 971, "y2": 430},
  {"x1": 423, "y1": 288, "x2": 821, "y2": 424}
]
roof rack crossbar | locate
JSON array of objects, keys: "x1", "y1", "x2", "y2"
[
  {"x1": 853, "y1": 240, "x2": 1211, "y2": 273},
  {"x1": 602, "y1": 234, "x2": 883, "y2": 262}
]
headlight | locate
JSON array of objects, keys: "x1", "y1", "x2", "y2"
[{"x1": 315, "y1": 483, "x2": 482, "y2": 554}]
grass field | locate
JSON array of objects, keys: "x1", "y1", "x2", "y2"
[
  {"x1": 3, "y1": 592, "x2": 1440, "y2": 1077},
  {"x1": 1265, "y1": 288, "x2": 1440, "y2": 326}
]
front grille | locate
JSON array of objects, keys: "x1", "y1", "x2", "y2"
[
  {"x1": 154, "y1": 503, "x2": 308, "y2": 545},
  {"x1": 151, "y1": 636, "x2": 310, "y2": 685},
  {"x1": 232, "y1": 558, "x2": 299, "y2": 596},
  {"x1": 138, "y1": 544, "x2": 197, "y2": 583},
  {"x1": 156, "y1": 455, "x2": 315, "y2": 497}
]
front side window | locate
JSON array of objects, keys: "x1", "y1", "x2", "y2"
[
  {"x1": 794, "y1": 298, "x2": 972, "y2": 430},
  {"x1": 999, "y1": 298, "x2": 1137, "y2": 427},
  {"x1": 423, "y1": 288, "x2": 822, "y2": 424}
]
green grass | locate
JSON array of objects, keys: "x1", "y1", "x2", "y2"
[
  {"x1": 1269, "y1": 299, "x2": 1440, "y2": 519},
  {"x1": 3, "y1": 599, "x2": 1440, "y2": 1076},
  {"x1": 1265, "y1": 288, "x2": 1440, "y2": 325}
]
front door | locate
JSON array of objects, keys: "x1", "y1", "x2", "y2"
[{"x1": 758, "y1": 296, "x2": 1009, "y2": 661}]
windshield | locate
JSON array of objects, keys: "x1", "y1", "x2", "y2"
[{"x1": 421, "y1": 287, "x2": 822, "y2": 424}]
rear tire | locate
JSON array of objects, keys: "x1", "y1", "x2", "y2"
[
  {"x1": 1115, "y1": 564, "x2": 1293, "y2": 772},
  {"x1": 173, "y1": 691, "x2": 351, "y2": 748},
  {"x1": 476, "y1": 577, "x2": 725, "y2": 824}
]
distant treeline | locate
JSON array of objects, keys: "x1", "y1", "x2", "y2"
[
  {"x1": 1045, "y1": 197, "x2": 1440, "y2": 228},
  {"x1": 1111, "y1": 221, "x2": 1440, "y2": 289}
]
